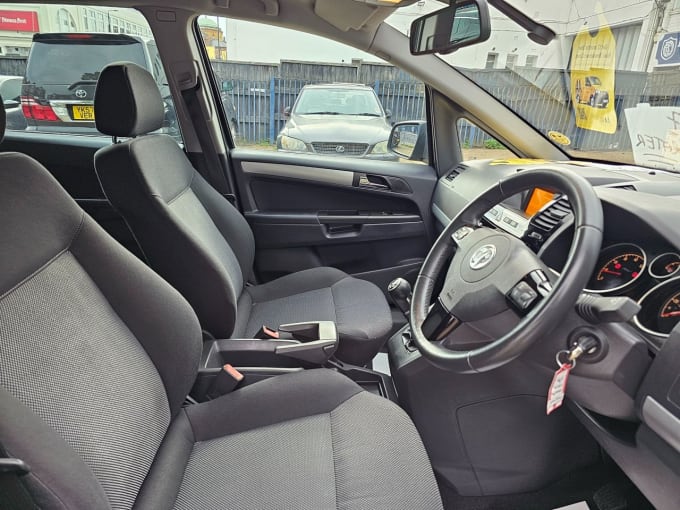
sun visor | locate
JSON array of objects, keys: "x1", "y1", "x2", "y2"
[{"x1": 314, "y1": 0, "x2": 381, "y2": 31}]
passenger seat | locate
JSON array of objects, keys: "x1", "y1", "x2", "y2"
[{"x1": 93, "y1": 63, "x2": 392, "y2": 366}]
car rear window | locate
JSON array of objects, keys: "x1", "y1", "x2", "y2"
[{"x1": 25, "y1": 40, "x2": 146, "y2": 85}]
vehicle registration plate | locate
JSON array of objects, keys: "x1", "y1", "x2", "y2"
[{"x1": 72, "y1": 105, "x2": 95, "y2": 120}]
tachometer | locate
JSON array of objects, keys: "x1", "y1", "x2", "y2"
[{"x1": 586, "y1": 243, "x2": 646, "y2": 293}]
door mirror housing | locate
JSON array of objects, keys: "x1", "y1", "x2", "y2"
[
  {"x1": 283, "y1": 106, "x2": 291, "y2": 118},
  {"x1": 410, "y1": 0, "x2": 491, "y2": 55},
  {"x1": 388, "y1": 121, "x2": 428, "y2": 163}
]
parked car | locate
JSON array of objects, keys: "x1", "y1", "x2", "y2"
[
  {"x1": 20, "y1": 32, "x2": 176, "y2": 135},
  {"x1": 0, "y1": 75, "x2": 27, "y2": 130},
  {"x1": 276, "y1": 83, "x2": 396, "y2": 160},
  {"x1": 575, "y1": 76, "x2": 610, "y2": 108}
]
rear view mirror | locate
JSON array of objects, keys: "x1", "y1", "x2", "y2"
[{"x1": 410, "y1": 0, "x2": 491, "y2": 55}]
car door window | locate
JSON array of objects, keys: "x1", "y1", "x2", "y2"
[
  {"x1": 0, "y1": 3, "x2": 180, "y2": 142},
  {"x1": 197, "y1": 16, "x2": 428, "y2": 165},
  {"x1": 457, "y1": 118, "x2": 516, "y2": 161}
]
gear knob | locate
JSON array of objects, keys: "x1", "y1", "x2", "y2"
[{"x1": 388, "y1": 278, "x2": 412, "y2": 317}]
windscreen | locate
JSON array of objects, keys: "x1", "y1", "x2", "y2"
[
  {"x1": 388, "y1": 1, "x2": 680, "y2": 173},
  {"x1": 25, "y1": 40, "x2": 146, "y2": 84},
  {"x1": 294, "y1": 88, "x2": 383, "y2": 116}
]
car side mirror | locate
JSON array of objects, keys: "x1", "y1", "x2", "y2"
[
  {"x1": 388, "y1": 121, "x2": 428, "y2": 163},
  {"x1": 385, "y1": 109, "x2": 392, "y2": 119},
  {"x1": 283, "y1": 106, "x2": 291, "y2": 118},
  {"x1": 410, "y1": 0, "x2": 491, "y2": 55}
]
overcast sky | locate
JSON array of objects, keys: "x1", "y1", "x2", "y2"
[{"x1": 220, "y1": 1, "x2": 441, "y2": 63}]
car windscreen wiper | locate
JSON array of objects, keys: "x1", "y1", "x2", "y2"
[
  {"x1": 67, "y1": 80, "x2": 98, "y2": 90},
  {"x1": 350, "y1": 112, "x2": 381, "y2": 117},
  {"x1": 301, "y1": 111, "x2": 342, "y2": 115}
]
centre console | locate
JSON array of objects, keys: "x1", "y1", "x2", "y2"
[{"x1": 190, "y1": 320, "x2": 397, "y2": 402}]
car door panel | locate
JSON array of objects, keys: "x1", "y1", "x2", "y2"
[
  {"x1": 0, "y1": 131, "x2": 143, "y2": 259},
  {"x1": 231, "y1": 149, "x2": 437, "y2": 288}
]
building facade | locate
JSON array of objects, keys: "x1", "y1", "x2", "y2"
[{"x1": 0, "y1": 5, "x2": 150, "y2": 57}]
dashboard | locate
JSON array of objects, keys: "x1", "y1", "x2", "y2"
[
  {"x1": 432, "y1": 158, "x2": 680, "y2": 510},
  {"x1": 433, "y1": 158, "x2": 680, "y2": 349}
]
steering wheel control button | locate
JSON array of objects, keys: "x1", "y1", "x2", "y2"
[
  {"x1": 509, "y1": 281, "x2": 538, "y2": 310},
  {"x1": 452, "y1": 226, "x2": 475, "y2": 243},
  {"x1": 469, "y1": 244, "x2": 497, "y2": 270}
]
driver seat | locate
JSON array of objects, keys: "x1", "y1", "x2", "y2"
[{"x1": 0, "y1": 104, "x2": 443, "y2": 508}]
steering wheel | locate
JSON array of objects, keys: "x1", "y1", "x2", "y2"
[{"x1": 410, "y1": 168, "x2": 603, "y2": 373}]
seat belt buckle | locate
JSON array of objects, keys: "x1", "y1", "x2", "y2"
[{"x1": 206, "y1": 364, "x2": 244, "y2": 400}]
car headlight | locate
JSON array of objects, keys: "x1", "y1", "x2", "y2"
[
  {"x1": 279, "y1": 135, "x2": 307, "y2": 152},
  {"x1": 371, "y1": 140, "x2": 389, "y2": 154}
]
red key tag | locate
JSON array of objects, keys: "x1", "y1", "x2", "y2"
[{"x1": 546, "y1": 363, "x2": 572, "y2": 415}]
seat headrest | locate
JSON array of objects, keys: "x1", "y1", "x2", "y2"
[
  {"x1": 94, "y1": 62, "x2": 165, "y2": 138},
  {"x1": 0, "y1": 94, "x2": 6, "y2": 144}
]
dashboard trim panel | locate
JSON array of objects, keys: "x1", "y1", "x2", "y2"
[{"x1": 641, "y1": 396, "x2": 680, "y2": 455}]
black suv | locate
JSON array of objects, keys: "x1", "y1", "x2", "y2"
[{"x1": 21, "y1": 33, "x2": 173, "y2": 134}]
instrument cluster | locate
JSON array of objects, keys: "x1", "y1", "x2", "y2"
[{"x1": 584, "y1": 243, "x2": 680, "y2": 337}]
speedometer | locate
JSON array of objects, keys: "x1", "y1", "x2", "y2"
[
  {"x1": 660, "y1": 292, "x2": 680, "y2": 319},
  {"x1": 586, "y1": 243, "x2": 646, "y2": 293}
]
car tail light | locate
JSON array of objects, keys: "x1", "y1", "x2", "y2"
[{"x1": 21, "y1": 96, "x2": 59, "y2": 122}]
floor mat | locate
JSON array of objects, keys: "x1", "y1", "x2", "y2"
[{"x1": 438, "y1": 462, "x2": 654, "y2": 510}]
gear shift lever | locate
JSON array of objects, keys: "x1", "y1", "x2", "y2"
[{"x1": 388, "y1": 278, "x2": 412, "y2": 318}]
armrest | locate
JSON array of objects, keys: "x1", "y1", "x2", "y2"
[{"x1": 201, "y1": 338, "x2": 302, "y2": 369}]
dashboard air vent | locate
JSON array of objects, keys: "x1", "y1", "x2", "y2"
[
  {"x1": 445, "y1": 164, "x2": 468, "y2": 181},
  {"x1": 532, "y1": 197, "x2": 571, "y2": 232},
  {"x1": 524, "y1": 196, "x2": 572, "y2": 250},
  {"x1": 613, "y1": 184, "x2": 636, "y2": 191}
]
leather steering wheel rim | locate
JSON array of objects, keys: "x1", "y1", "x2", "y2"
[{"x1": 410, "y1": 168, "x2": 604, "y2": 373}]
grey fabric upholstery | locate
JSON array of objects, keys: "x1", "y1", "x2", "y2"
[
  {"x1": 0, "y1": 149, "x2": 443, "y2": 509},
  {"x1": 0, "y1": 253, "x2": 170, "y2": 509},
  {"x1": 0, "y1": 155, "x2": 202, "y2": 509},
  {"x1": 94, "y1": 63, "x2": 392, "y2": 365},
  {"x1": 94, "y1": 62, "x2": 164, "y2": 137},
  {"x1": 96, "y1": 135, "x2": 253, "y2": 343},
  {"x1": 168, "y1": 370, "x2": 443, "y2": 510},
  {"x1": 238, "y1": 267, "x2": 392, "y2": 365}
]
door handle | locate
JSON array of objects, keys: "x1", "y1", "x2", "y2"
[{"x1": 357, "y1": 173, "x2": 391, "y2": 191}]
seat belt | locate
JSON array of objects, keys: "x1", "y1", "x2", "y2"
[
  {"x1": 0, "y1": 446, "x2": 36, "y2": 510},
  {"x1": 180, "y1": 82, "x2": 238, "y2": 207}
]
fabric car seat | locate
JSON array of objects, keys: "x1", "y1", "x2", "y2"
[
  {"x1": 0, "y1": 97, "x2": 443, "y2": 509},
  {"x1": 93, "y1": 63, "x2": 392, "y2": 365}
]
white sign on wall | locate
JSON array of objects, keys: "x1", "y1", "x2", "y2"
[{"x1": 625, "y1": 103, "x2": 680, "y2": 170}]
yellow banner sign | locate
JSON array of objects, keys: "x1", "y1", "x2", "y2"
[{"x1": 570, "y1": 15, "x2": 617, "y2": 134}]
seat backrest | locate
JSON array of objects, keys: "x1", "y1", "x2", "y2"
[
  {"x1": 0, "y1": 106, "x2": 202, "y2": 508},
  {"x1": 94, "y1": 63, "x2": 255, "y2": 338}
]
